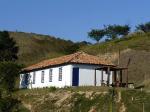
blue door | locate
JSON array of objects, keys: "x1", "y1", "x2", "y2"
[{"x1": 72, "y1": 67, "x2": 79, "y2": 86}]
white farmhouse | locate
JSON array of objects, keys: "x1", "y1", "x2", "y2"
[{"x1": 20, "y1": 52, "x2": 125, "y2": 89}]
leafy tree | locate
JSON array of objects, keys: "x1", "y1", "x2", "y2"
[
  {"x1": 136, "y1": 22, "x2": 150, "y2": 33},
  {"x1": 0, "y1": 31, "x2": 20, "y2": 91},
  {"x1": 88, "y1": 29, "x2": 105, "y2": 43},
  {"x1": 0, "y1": 62, "x2": 21, "y2": 92},
  {"x1": 0, "y1": 31, "x2": 18, "y2": 61},
  {"x1": 105, "y1": 24, "x2": 130, "y2": 40},
  {"x1": 0, "y1": 31, "x2": 24, "y2": 111}
]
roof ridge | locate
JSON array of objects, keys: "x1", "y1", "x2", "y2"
[{"x1": 66, "y1": 51, "x2": 83, "y2": 63}]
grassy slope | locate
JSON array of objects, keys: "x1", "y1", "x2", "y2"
[
  {"x1": 81, "y1": 32, "x2": 150, "y2": 54},
  {"x1": 14, "y1": 87, "x2": 150, "y2": 112},
  {"x1": 81, "y1": 32, "x2": 150, "y2": 87},
  {"x1": 10, "y1": 31, "x2": 74, "y2": 66}
]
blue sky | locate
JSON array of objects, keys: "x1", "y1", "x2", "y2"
[{"x1": 0, "y1": 0, "x2": 150, "y2": 42}]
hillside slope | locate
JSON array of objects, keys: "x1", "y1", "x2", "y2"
[
  {"x1": 10, "y1": 32, "x2": 75, "y2": 65},
  {"x1": 81, "y1": 32, "x2": 150, "y2": 86}
]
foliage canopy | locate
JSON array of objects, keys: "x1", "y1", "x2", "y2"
[
  {"x1": 88, "y1": 29, "x2": 105, "y2": 43},
  {"x1": 88, "y1": 24, "x2": 130, "y2": 42},
  {"x1": 0, "y1": 31, "x2": 18, "y2": 61},
  {"x1": 136, "y1": 21, "x2": 150, "y2": 33}
]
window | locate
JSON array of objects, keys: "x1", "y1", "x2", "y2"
[
  {"x1": 41, "y1": 71, "x2": 44, "y2": 83},
  {"x1": 33, "y1": 72, "x2": 36, "y2": 84},
  {"x1": 58, "y1": 67, "x2": 62, "y2": 81},
  {"x1": 105, "y1": 70, "x2": 108, "y2": 74},
  {"x1": 49, "y1": 69, "x2": 53, "y2": 82}
]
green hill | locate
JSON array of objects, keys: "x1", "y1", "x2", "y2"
[
  {"x1": 81, "y1": 32, "x2": 150, "y2": 54},
  {"x1": 10, "y1": 31, "x2": 76, "y2": 66},
  {"x1": 81, "y1": 32, "x2": 150, "y2": 87},
  {"x1": 10, "y1": 31, "x2": 89, "y2": 66}
]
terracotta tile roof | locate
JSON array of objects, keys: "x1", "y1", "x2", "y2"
[{"x1": 23, "y1": 52, "x2": 114, "y2": 71}]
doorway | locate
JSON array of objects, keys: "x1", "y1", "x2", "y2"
[{"x1": 72, "y1": 67, "x2": 79, "y2": 86}]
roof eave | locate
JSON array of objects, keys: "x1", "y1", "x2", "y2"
[{"x1": 21, "y1": 62, "x2": 115, "y2": 73}]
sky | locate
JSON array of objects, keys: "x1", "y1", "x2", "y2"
[{"x1": 0, "y1": 0, "x2": 150, "y2": 42}]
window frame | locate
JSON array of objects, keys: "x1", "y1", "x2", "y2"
[
  {"x1": 41, "y1": 71, "x2": 44, "y2": 83},
  {"x1": 33, "y1": 72, "x2": 36, "y2": 84},
  {"x1": 58, "y1": 67, "x2": 62, "y2": 81},
  {"x1": 49, "y1": 69, "x2": 53, "y2": 82}
]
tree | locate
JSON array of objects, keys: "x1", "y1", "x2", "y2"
[
  {"x1": 136, "y1": 22, "x2": 150, "y2": 33},
  {"x1": 88, "y1": 29, "x2": 105, "y2": 43},
  {"x1": 0, "y1": 31, "x2": 20, "y2": 91},
  {"x1": 0, "y1": 62, "x2": 21, "y2": 91},
  {"x1": 0, "y1": 31, "x2": 18, "y2": 61},
  {"x1": 105, "y1": 24, "x2": 130, "y2": 40},
  {"x1": 0, "y1": 31, "x2": 23, "y2": 111}
]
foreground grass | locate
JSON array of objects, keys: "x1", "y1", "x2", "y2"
[
  {"x1": 121, "y1": 89, "x2": 150, "y2": 112},
  {"x1": 13, "y1": 87, "x2": 150, "y2": 112}
]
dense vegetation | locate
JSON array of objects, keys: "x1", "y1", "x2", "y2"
[{"x1": 0, "y1": 31, "x2": 28, "y2": 111}]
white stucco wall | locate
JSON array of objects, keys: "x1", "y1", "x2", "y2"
[
  {"x1": 20, "y1": 64, "x2": 113, "y2": 89},
  {"x1": 72, "y1": 64, "x2": 112, "y2": 86},
  {"x1": 20, "y1": 64, "x2": 72, "y2": 89}
]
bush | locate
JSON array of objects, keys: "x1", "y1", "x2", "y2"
[
  {"x1": 0, "y1": 62, "x2": 21, "y2": 92},
  {"x1": 0, "y1": 96, "x2": 19, "y2": 112},
  {"x1": 48, "y1": 87, "x2": 57, "y2": 92}
]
